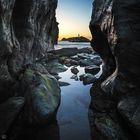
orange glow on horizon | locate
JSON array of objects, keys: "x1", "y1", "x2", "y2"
[
  {"x1": 56, "y1": 0, "x2": 92, "y2": 41},
  {"x1": 58, "y1": 33, "x2": 92, "y2": 41},
  {"x1": 57, "y1": 20, "x2": 92, "y2": 40}
]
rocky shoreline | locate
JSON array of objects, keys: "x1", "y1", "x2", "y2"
[
  {"x1": 61, "y1": 36, "x2": 90, "y2": 42},
  {"x1": 42, "y1": 47, "x2": 102, "y2": 86},
  {"x1": 89, "y1": 0, "x2": 140, "y2": 139},
  {"x1": 0, "y1": 0, "x2": 60, "y2": 139},
  {"x1": 0, "y1": 0, "x2": 140, "y2": 139}
]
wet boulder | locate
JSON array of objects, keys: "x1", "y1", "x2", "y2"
[
  {"x1": 0, "y1": 97, "x2": 24, "y2": 136},
  {"x1": 94, "y1": 116, "x2": 120, "y2": 140},
  {"x1": 118, "y1": 96, "x2": 140, "y2": 138},
  {"x1": 85, "y1": 65, "x2": 100, "y2": 75},
  {"x1": 79, "y1": 58, "x2": 101, "y2": 67},
  {"x1": 22, "y1": 69, "x2": 61, "y2": 125},
  {"x1": 70, "y1": 59, "x2": 79, "y2": 66},
  {"x1": 80, "y1": 74, "x2": 96, "y2": 85},
  {"x1": 58, "y1": 81, "x2": 70, "y2": 87},
  {"x1": 50, "y1": 47, "x2": 92, "y2": 57},
  {"x1": 59, "y1": 57, "x2": 79, "y2": 67},
  {"x1": 70, "y1": 55, "x2": 80, "y2": 61},
  {"x1": 71, "y1": 75, "x2": 78, "y2": 81},
  {"x1": 79, "y1": 59, "x2": 94, "y2": 67},
  {"x1": 71, "y1": 67, "x2": 79, "y2": 75},
  {"x1": 78, "y1": 47, "x2": 93, "y2": 54},
  {"x1": 59, "y1": 56, "x2": 68, "y2": 64},
  {"x1": 91, "y1": 55, "x2": 102, "y2": 66},
  {"x1": 50, "y1": 48, "x2": 79, "y2": 56},
  {"x1": 45, "y1": 60, "x2": 68, "y2": 74},
  {"x1": 78, "y1": 53, "x2": 91, "y2": 59}
]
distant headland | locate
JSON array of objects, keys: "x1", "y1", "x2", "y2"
[{"x1": 61, "y1": 36, "x2": 90, "y2": 42}]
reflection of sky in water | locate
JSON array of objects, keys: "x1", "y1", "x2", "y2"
[
  {"x1": 57, "y1": 66, "x2": 92, "y2": 140},
  {"x1": 55, "y1": 41, "x2": 91, "y2": 50},
  {"x1": 96, "y1": 64, "x2": 103, "y2": 78}
]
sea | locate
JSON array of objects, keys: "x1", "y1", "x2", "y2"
[{"x1": 55, "y1": 41, "x2": 91, "y2": 50}]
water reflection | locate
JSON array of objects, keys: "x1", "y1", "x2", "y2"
[
  {"x1": 14, "y1": 66, "x2": 92, "y2": 140},
  {"x1": 57, "y1": 66, "x2": 92, "y2": 140},
  {"x1": 88, "y1": 83, "x2": 103, "y2": 140},
  {"x1": 55, "y1": 41, "x2": 91, "y2": 50}
]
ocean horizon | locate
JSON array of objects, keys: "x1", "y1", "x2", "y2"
[{"x1": 55, "y1": 41, "x2": 91, "y2": 50}]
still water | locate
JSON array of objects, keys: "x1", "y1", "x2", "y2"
[
  {"x1": 17, "y1": 67, "x2": 92, "y2": 140},
  {"x1": 55, "y1": 41, "x2": 91, "y2": 50},
  {"x1": 57, "y1": 66, "x2": 92, "y2": 140},
  {"x1": 16, "y1": 42, "x2": 93, "y2": 140}
]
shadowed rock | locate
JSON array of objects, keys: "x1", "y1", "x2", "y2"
[
  {"x1": 71, "y1": 67, "x2": 79, "y2": 75},
  {"x1": 0, "y1": 97, "x2": 24, "y2": 136},
  {"x1": 85, "y1": 65, "x2": 100, "y2": 75},
  {"x1": 21, "y1": 69, "x2": 61, "y2": 125},
  {"x1": 89, "y1": 0, "x2": 140, "y2": 139},
  {"x1": 0, "y1": 0, "x2": 58, "y2": 102},
  {"x1": 58, "y1": 81, "x2": 70, "y2": 87},
  {"x1": 118, "y1": 96, "x2": 140, "y2": 138}
]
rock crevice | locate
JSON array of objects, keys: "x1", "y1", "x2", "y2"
[
  {"x1": 0, "y1": 0, "x2": 59, "y2": 101},
  {"x1": 90, "y1": 0, "x2": 140, "y2": 139},
  {"x1": 0, "y1": 0, "x2": 60, "y2": 137}
]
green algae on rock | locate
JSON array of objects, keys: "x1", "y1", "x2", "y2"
[{"x1": 22, "y1": 69, "x2": 61, "y2": 125}]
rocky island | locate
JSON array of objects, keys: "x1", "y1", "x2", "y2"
[{"x1": 61, "y1": 36, "x2": 90, "y2": 42}]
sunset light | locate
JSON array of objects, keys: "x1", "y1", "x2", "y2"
[{"x1": 56, "y1": 0, "x2": 92, "y2": 40}]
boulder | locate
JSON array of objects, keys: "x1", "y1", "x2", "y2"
[
  {"x1": 49, "y1": 47, "x2": 92, "y2": 57},
  {"x1": 45, "y1": 60, "x2": 68, "y2": 74},
  {"x1": 91, "y1": 55, "x2": 102, "y2": 66},
  {"x1": 79, "y1": 74, "x2": 97, "y2": 85},
  {"x1": 58, "y1": 81, "x2": 70, "y2": 87},
  {"x1": 50, "y1": 48, "x2": 79, "y2": 56},
  {"x1": 79, "y1": 59, "x2": 97, "y2": 67},
  {"x1": 79, "y1": 59, "x2": 92, "y2": 67},
  {"x1": 95, "y1": 116, "x2": 120, "y2": 140},
  {"x1": 59, "y1": 57, "x2": 79, "y2": 67},
  {"x1": 71, "y1": 67, "x2": 79, "y2": 75},
  {"x1": 78, "y1": 53, "x2": 91, "y2": 59},
  {"x1": 53, "y1": 75, "x2": 62, "y2": 80},
  {"x1": 70, "y1": 59, "x2": 79, "y2": 66},
  {"x1": 70, "y1": 55, "x2": 80, "y2": 61},
  {"x1": 71, "y1": 75, "x2": 78, "y2": 81},
  {"x1": 59, "y1": 56, "x2": 68, "y2": 64},
  {"x1": 78, "y1": 48, "x2": 93, "y2": 54},
  {"x1": 0, "y1": 97, "x2": 24, "y2": 136},
  {"x1": 85, "y1": 65, "x2": 100, "y2": 75},
  {"x1": 22, "y1": 69, "x2": 61, "y2": 125},
  {"x1": 118, "y1": 96, "x2": 140, "y2": 138}
]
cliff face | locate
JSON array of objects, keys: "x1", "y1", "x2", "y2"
[
  {"x1": 0, "y1": 0, "x2": 61, "y2": 136},
  {"x1": 90, "y1": 0, "x2": 116, "y2": 80},
  {"x1": 90, "y1": 0, "x2": 140, "y2": 139},
  {"x1": 90, "y1": 0, "x2": 116, "y2": 48},
  {"x1": 0, "y1": 0, "x2": 59, "y2": 102}
]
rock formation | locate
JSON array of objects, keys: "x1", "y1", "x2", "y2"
[
  {"x1": 0, "y1": 0, "x2": 59, "y2": 100},
  {"x1": 0, "y1": 0, "x2": 60, "y2": 138},
  {"x1": 61, "y1": 36, "x2": 90, "y2": 42},
  {"x1": 89, "y1": 0, "x2": 116, "y2": 79},
  {"x1": 90, "y1": 0, "x2": 140, "y2": 139}
]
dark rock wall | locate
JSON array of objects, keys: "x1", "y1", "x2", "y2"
[
  {"x1": 90, "y1": 0, "x2": 116, "y2": 78},
  {"x1": 90, "y1": 0, "x2": 140, "y2": 139},
  {"x1": 0, "y1": 0, "x2": 58, "y2": 102},
  {"x1": 90, "y1": 0, "x2": 140, "y2": 102},
  {"x1": 90, "y1": 0, "x2": 116, "y2": 48},
  {"x1": 113, "y1": 0, "x2": 140, "y2": 97}
]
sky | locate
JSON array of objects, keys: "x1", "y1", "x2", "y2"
[{"x1": 56, "y1": 0, "x2": 93, "y2": 40}]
